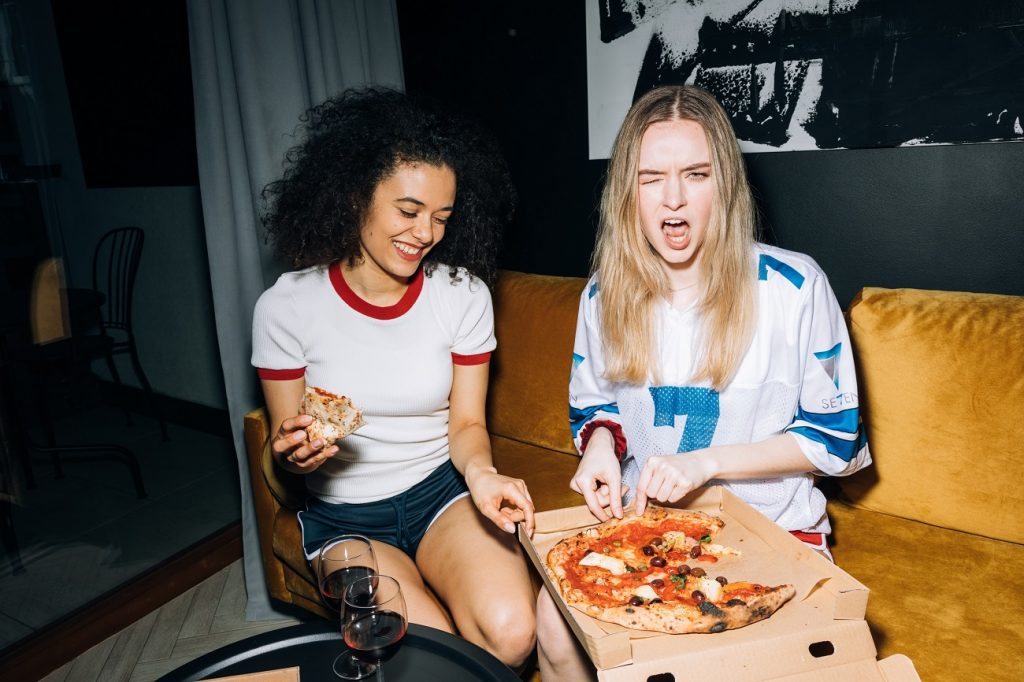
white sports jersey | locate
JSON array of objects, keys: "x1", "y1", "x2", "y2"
[
  {"x1": 252, "y1": 263, "x2": 495, "y2": 504},
  {"x1": 569, "y1": 244, "x2": 871, "y2": 534}
]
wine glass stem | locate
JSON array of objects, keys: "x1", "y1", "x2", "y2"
[{"x1": 376, "y1": 661, "x2": 384, "y2": 682}]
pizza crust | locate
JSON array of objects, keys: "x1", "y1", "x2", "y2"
[
  {"x1": 300, "y1": 386, "x2": 366, "y2": 444},
  {"x1": 574, "y1": 584, "x2": 795, "y2": 634}
]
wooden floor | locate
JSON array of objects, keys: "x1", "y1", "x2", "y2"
[{"x1": 38, "y1": 560, "x2": 300, "y2": 682}]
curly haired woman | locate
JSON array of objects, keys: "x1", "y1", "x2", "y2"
[{"x1": 251, "y1": 88, "x2": 535, "y2": 668}]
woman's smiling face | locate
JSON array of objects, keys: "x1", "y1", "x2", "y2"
[{"x1": 358, "y1": 162, "x2": 456, "y2": 282}]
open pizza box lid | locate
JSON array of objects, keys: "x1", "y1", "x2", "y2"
[{"x1": 519, "y1": 486, "x2": 920, "y2": 681}]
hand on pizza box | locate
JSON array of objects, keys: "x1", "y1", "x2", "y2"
[
  {"x1": 466, "y1": 465, "x2": 536, "y2": 536},
  {"x1": 634, "y1": 454, "x2": 714, "y2": 517},
  {"x1": 571, "y1": 445, "x2": 630, "y2": 522},
  {"x1": 272, "y1": 413, "x2": 340, "y2": 472}
]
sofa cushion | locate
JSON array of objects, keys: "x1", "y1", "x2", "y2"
[
  {"x1": 491, "y1": 434, "x2": 583, "y2": 512},
  {"x1": 490, "y1": 271, "x2": 587, "y2": 455},
  {"x1": 828, "y1": 499, "x2": 1024, "y2": 682},
  {"x1": 843, "y1": 288, "x2": 1024, "y2": 544}
]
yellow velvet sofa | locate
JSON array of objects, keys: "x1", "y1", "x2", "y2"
[{"x1": 244, "y1": 271, "x2": 1024, "y2": 682}]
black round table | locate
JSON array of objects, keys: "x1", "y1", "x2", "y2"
[{"x1": 156, "y1": 620, "x2": 521, "y2": 682}]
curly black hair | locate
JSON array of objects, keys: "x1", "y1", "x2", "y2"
[{"x1": 261, "y1": 87, "x2": 514, "y2": 288}]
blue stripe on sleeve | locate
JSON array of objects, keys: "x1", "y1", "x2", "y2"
[
  {"x1": 794, "y1": 405, "x2": 859, "y2": 433},
  {"x1": 813, "y1": 342, "x2": 841, "y2": 362},
  {"x1": 788, "y1": 405, "x2": 861, "y2": 462},
  {"x1": 570, "y1": 403, "x2": 620, "y2": 438},
  {"x1": 758, "y1": 254, "x2": 805, "y2": 289}
]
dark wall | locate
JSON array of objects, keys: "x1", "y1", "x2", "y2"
[{"x1": 397, "y1": 2, "x2": 1024, "y2": 308}]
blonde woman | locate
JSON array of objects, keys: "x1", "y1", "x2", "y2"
[{"x1": 537, "y1": 85, "x2": 872, "y2": 679}]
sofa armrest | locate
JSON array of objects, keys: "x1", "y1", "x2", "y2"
[{"x1": 243, "y1": 407, "x2": 302, "y2": 604}]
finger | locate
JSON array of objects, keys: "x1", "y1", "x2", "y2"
[
  {"x1": 502, "y1": 485, "x2": 534, "y2": 520},
  {"x1": 634, "y1": 465, "x2": 654, "y2": 516},
  {"x1": 579, "y1": 478, "x2": 609, "y2": 522},
  {"x1": 669, "y1": 482, "x2": 690, "y2": 504},
  {"x1": 273, "y1": 428, "x2": 306, "y2": 454},
  {"x1": 522, "y1": 483, "x2": 534, "y2": 507},
  {"x1": 296, "y1": 438, "x2": 325, "y2": 461},
  {"x1": 656, "y1": 476, "x2": 675, "y2": 503},
  {"x1": 501, "y1": 507, "x2": 526, "y2": 523},
  {"x1": 291, "y1": 439, "x2": 335, "y2": 468},
  {"x1": 522, "y1": 499, "x2": 535, "y2": 537},
  {"x1": 606, "y1": 473, "x2": 624, "y2": 520},
  {"x1": 281, "y1": 414, "x2": 313, "y2": 432},
  {"x1": 478, "y1": 499, "x2": 514, "y2": 533}
]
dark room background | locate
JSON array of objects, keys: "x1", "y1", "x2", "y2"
[{"x1": 397, "y1": 1, "x2": 1024, "y2": 309}]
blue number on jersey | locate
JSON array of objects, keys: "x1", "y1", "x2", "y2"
[{"x1": 649, "y1": 386, "x2": 720, "y2": 452}]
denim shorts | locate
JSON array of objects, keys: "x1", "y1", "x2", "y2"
[{"x1": 298, "y1": 459, "x2": 470, "y2": 561}]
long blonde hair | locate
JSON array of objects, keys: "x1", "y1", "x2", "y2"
[{"x1": 593, "y1": 85, "x2": 757, "y2": 390}]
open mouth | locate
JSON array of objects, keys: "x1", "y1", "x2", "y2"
[{"x1": 662, "y1": 219, "x2": 689, "y2": 247}]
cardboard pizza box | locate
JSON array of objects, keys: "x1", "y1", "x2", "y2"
[
  {"x1": 200, "y1": 668, "x2": 299, "y2": 681},
  {"x1": 519, "y1": 486, "x2": 921, "y2": 681}
]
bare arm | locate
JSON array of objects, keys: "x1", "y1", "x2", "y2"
[
  {"x1": 634, "y1": 434, "x2": 814, "y2": 515},
  {"x1": 261, "y1": 377, "x2": 338, "y2": 474},
  {"x1": 448, "y1": 362, "x2": 535, "y2": 535}
]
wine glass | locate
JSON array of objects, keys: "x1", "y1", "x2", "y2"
[
  {"x1": 342, "y1": 575, "x2": 408, "y2": 682},
  {"x1": 316, "y1": 535, "x2": 378, "y2": 679}
]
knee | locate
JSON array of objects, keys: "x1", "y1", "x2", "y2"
[{"x1": 475, "y1": 599, "x2": 536, "y2": 668}]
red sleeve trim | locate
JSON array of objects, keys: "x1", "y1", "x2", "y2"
[
  {"x1": 579, "y1": 419, "x2": 628, "y2": 461},
  {"x1": 790, "y1": 531, "x2": 829, "y2": 549},
  {"x1": 257, "y1": 367, "x2": 306, "y2": 380},
  {"x1": 452, "y1": 351, "x2": 492, "y2": 366}
]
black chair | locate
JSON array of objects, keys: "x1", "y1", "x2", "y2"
[
  {"x1": 77, "y1": 227, "x2": 168, "y2": 441},
  {"x1": 0, "y1": 257, "x2": 148, "y2": 575}
]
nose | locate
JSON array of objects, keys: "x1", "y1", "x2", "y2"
[
  {"x1": 410, "y1": 215, "x2": 434, "y2": 244},
  {"x1": 663, "y1": 174, "x2": 686, "y2": 210}
]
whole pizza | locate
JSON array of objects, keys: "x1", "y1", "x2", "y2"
[{"x1": 545, "y1": 507, "x2": 795, "y2": 634}]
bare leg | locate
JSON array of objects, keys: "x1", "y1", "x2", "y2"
[
  {"x1": 537, "y1": 588, "x2": 596, "y2": 682},
  {"x1": 416, "y1": 497, "x2": 536, "y2": 668},
  {"x1": 312, "y1": 540, "x2": 452, "y2": 632}
]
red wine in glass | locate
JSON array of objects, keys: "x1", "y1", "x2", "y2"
[
  {"x1": 342, "y1": 575, "x2": 407, "y2": 681},
  {"x1": 344, "y1": 610, "x2": 407, "y2": 663},
  {"x1": 320, "y1": 565, "x2": 377, "y2": 612},
  {"x1": 317, "y1": 535, "x2": 378, "y2": 679}
]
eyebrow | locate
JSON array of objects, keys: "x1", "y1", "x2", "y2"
[
  {"x1": 395, "y1": 197, "x2": 454, "y2": 211},
  {"x1": 638, "y1": 162, "x2": 711, "y2": 175}
]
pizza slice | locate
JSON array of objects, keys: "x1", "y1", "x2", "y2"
[{"x1": 300, "y1": 386, "x2": 366, "y2": 444}]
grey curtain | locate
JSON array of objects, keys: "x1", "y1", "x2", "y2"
[{"x1": 187, "y1": 0, "x2": 404, "y2": 620}]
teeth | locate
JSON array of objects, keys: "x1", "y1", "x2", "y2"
[
  {"x1": 393, "y1": 241, "x2": 421, "y2": 255},
  {"x1": 664, "y1": 219, "x2": 685, "y2": 227}
]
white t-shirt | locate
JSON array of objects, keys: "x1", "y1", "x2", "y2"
[
  {"x1": 570, "y1": 244, "x2": 871, "y2": 534},
  {"x1": 251, "y1": 263, "x2": 495, "y2": 504}
]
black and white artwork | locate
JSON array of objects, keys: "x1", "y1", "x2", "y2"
[{"x1": 586, "y1": 0, "x2": 1024, "y2": 158}]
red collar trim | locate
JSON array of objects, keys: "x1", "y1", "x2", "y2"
[{"x1": 329, "y1": 263, "x2": 424, "y2": 320}]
